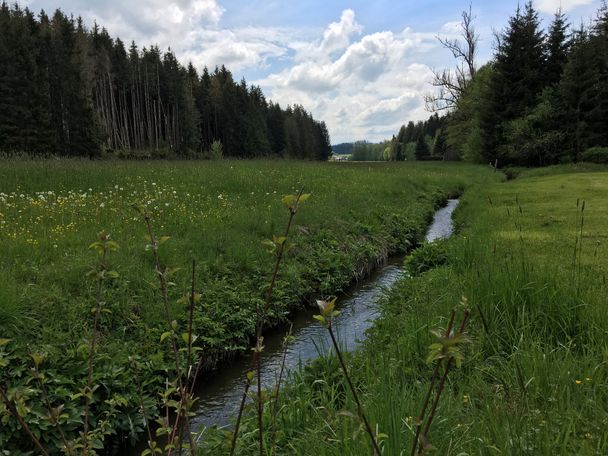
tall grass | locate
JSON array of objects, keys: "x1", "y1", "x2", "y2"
[
  {"x1": 224, "y1": 165, "x2": 608, "y2": 455},
  {"x1": 0, "y1": 160, "x2": 494, "y2": 453}
]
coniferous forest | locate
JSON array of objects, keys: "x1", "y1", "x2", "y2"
[
  {"x1": 391, "y1": 2, "x2": 608, "y2": 167},
  {"x1": 0, "y1": 3, "x2": 332, "y2": 159}
]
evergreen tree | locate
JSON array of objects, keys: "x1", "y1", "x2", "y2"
[
  {"x1": 415, "y1": 134, "x2": 429, "y2": 160},
  {"x1": 481, "y1": 1, "x2": 546, "y2": 163},
  {"x1": 432, "y1": 128, "x2": 447, "y2": 158},
  {"x1": 546, "y1": 9, "x2": 570, "y2": 86}
]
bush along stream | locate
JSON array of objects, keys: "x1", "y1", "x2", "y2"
[{"x1": 0, "y1": 162, "x2": 499, "y2": 454}]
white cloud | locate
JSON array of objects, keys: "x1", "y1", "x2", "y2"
[
  {"x1": 259, "y1": 13, "x2": 440, "y2": 143},
  {"x1": 291, "y1": 8, "x2": 362, "y2": 63},
  {"x1": 535, "y1": 0, "x2": 595, "y2": 13},
  {"x1": 179, "y1": 27, "x2": 290, "y2": 72},
  {"x1": 440, "y1": 20, "x2": 462, "y2": 34}
]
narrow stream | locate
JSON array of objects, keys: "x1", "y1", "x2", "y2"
[{"x1": 189, "y1": 198, "x2": 460, "y2": 432}]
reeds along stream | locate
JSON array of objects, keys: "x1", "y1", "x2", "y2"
[{"x1": 188, "y1": 199, "x2": 460, "y2": 432}]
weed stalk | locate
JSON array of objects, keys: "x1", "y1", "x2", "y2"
[
  {"x1": 410, "y1": 309, "x2": 456, "y2": 456},
  {"x1": 316, "y1": 298, "x2": 382, "y2": 455},
  {"x1": 230, "y1": 189, "x2": 308, "y2": 456},
  {"x1": 269, "y1": 324, "x2": 294, "y2": 456},
  {"x1": 415, "y1": 306, "x2": 470, "y2": 456},
  {"x1": 0, "y1": 384, "x2": 50, "y2": 456},
  {"x1": 136, "y1": 207, "x2": 195, "y2": 454},
  {"x1": 29, "y1": 353, "x2": 72, "y2": 454}
]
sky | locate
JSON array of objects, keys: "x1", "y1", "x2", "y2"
[{"x1": 19, "y1": 0, "x2": 604, "y2": 144}]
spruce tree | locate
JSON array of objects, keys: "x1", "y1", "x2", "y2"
[
  {"x1": 546, "y1": 9, "x2": 570, "y2": 86},
  {"x1": 480, "y1": 1, "x2": 546, "y2": 163},
  {"x1": 415, "y1": 134, "x2": 429, "y2": 160}
]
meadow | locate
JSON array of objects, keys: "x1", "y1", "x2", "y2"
[
  {"x1": 0, "y1": 160, "x2": 495, "y2": 453},
  {"x1": 222, "y1": 163, "x2": 608, "y2": 455}
]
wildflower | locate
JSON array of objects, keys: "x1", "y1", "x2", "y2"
[{"x1": 575, "y1": 380, "x2": 582, "y2": 385}]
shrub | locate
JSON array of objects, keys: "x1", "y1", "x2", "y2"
[
  {"x1": 405, "y1": 240, "x2": 449, "y2": 276},
  {"x1": 207, "y1": 140, "x2": 223, "y2": 160},
  {"x1": 580, "y1": 146, "x2": 608, "y2": 164},
  {"x1": 503, "y1": 166, "x2": 521, "y2": 180}
]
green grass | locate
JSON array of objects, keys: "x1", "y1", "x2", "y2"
[
  {"x1": 0, "y1": 159, "x2": 494, "y2": 453},
  {"x1": 227, "y1": 165, "x2": 608, "y2": 455}
]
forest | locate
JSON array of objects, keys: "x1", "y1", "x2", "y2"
[
  {"x1": 386, "y1": 2, "x2": 608, "y2": 166},
  {"x1": 0, "y1": 3, "x2": 332, "y2": 160}
]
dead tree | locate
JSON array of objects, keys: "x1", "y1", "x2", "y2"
[{"x1": 425, "y1": 5, "x2": 478, "y2": 112}]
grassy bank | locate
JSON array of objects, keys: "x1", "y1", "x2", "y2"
[
  {"x1": 225, "y1": 164, "x2": 608, "y2": 455},
  {"x1": 0, "y1": 160, "x2": 493, "y2": 453}
]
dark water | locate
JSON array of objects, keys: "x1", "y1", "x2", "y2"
[
  {"x1": 127, "y1": 199, "x2": 459, "y2": 452},
  {"x1": 189, "y1": 198, "x2": 460, "y2": 432}
]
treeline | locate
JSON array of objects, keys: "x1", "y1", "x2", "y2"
[
  {"x1": 331, "y1": 143, "x2": 354, "y2": 155},
  {"x1": 444, "y1": 2, "x2": 607, "y2": 166},
  {"x1": 0, "y1": 3, "x2": 332, "y2": 159},
  {"x1": 391, "y1": 2, "x2": 608, "y2": 166},
  {"x1": 356, "y1": 114, "x2": 450, "y2": 162},
  {"x1": 391, "y1": 113, "x2": 451, "y2": 161}
]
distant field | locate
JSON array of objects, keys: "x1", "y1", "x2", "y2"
[{"x1": 0, "y1": 160, "x2": 495, "y2": 452}]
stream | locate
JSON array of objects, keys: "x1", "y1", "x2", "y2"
[
  {"x1": 189, "y1": 198, "x2": 459, "y2": 431},
  {"x1": 127, "y1": 198, "x2": 459, "y2": 453}
]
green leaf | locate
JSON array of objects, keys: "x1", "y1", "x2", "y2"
[
  {"x1": 313, "y1": 315, "x2": 325, "y2": 324},
  {"x1": 0, "y1": 338, "x2": 11, "y2": 346},
  {"x1": 299, "y1": 193, "x2": 311, "y2": 203},
  {"x1": 165, "y1": 267, "x2": 182, "y2": 277},
  {"x1": 105, "y1": 270, "x2": 120, "y2": 279},
  {"x1": 30, "y1": 353, "x2": 45, "y2": 367},
  {"x1": 106, "y1": 240, "x2": 119, "y2": 251},
  {"x1": 281, "y1": 195, "x2": 296, "y2": 206},
  {"x1": 274, "y1": 236, "x2": 287, "y2": 246},
  {"x1": 160, "y1": 332, "x2": 172, "y2": 343},
  {"x1": 158, "y1": 236, "x2": 171, "y2": 245}
]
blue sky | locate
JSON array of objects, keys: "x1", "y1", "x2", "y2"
[{"x1": 20, "y1": 0, "x2": 604, "y2": 143}]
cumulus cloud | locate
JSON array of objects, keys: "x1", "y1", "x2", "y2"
[
  {"x1": 22, "y1": 0, "x2": 286, "y2": 71},
  {"x1": 259, "y1": 13, "x2": 440, "y2": 143},
  {"x1": 535, "y1": 0, "x2": 595, "y2": 13}
]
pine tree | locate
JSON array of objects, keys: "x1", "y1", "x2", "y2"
[
  {"x1": 546, "y1": 9, "x2": 570, "y2": 86},
  {"x1": 415, "y1": 134, "x2": 429, "y2": 160},
  {"x1": 480, "y1": 1, "x2": 546, "y2": 163},
  {"x1": 432, "y1": 128, "x2": 447, "y2": 158}
]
